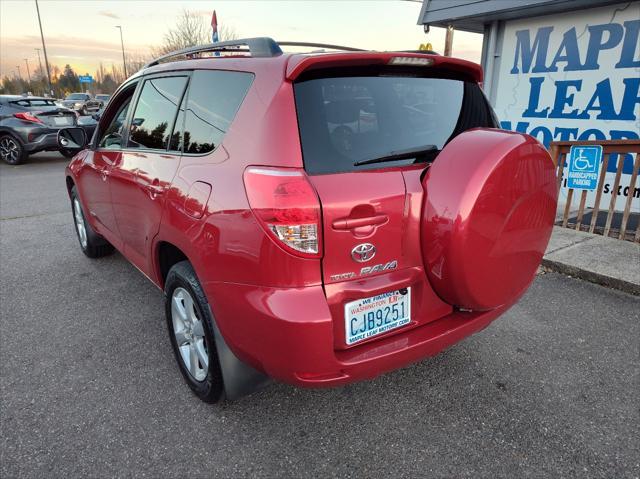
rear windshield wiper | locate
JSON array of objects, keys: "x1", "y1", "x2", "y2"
[{"x1": 353, "y1": 145, "x2": 439, "y2": 167}]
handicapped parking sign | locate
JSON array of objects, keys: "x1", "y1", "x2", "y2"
[{"x1": 567, "y1": 145, "x2": 602, "y2": 190}]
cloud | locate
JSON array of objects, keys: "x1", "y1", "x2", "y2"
[
  {"x1": 0, "y1": 35, "x2": 151, "y2": 76},
  {"x1": 98, "y1": 10, "x2": 120, "y2": 20}
]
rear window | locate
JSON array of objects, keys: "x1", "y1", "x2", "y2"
[{"x1": 294, "y1": 75, "x2": 497, "y2": 174}]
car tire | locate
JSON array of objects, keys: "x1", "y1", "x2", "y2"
[
  {"x1": 0, "y1": 134, "x2": 27, "y2": 165},
  {"x1": 70, "y1": 186, "x2": 114, "y2": 258},
  {"x1": 164, "y1": 260, "x2": 224, "y2": 403}
]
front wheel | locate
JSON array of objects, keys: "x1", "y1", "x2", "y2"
[
  {"x1": 165, "y1": 261, "x2": 224, "y2": 403},
  {"x1": 70, "y1": 186, "x2": 114, "y2": 258}
]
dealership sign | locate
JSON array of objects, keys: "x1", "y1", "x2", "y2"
[{"x1": 494, "y1": 3, "x2": 639, "y2": 211}]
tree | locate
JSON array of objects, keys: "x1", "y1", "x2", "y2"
[
  {"x1": 57, "y1": 64, "x2": 80, "y2": 95},
  {"x1": 151, "y1": 9, "x2": 238, "y2": 56},
  {"x1": 99, "y1": 73, "x2": 118, "y2": 94}
]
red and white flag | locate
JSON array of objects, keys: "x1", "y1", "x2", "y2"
[{"x1": 211, "y1": 10, "x2": 219, "y2": 43}]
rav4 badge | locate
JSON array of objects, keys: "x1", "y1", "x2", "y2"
[{"x1": 329, "y1": 260, "x2": 398, "y2": 282}]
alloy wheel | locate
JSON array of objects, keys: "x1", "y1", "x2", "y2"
[
  {"x1": 0, "y1": 137, "x2": 19, "y2": 164},
  {"x1": 171, "y1": 287, "x2": 209, "y2": 382},
  {"x1": 73, "y1": 197, "x2": 88, "y2": 248}
]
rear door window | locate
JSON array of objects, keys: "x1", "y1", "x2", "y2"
[
  {"x1": 294, "y1": 75, "x2": 497, "y2": 174},
  {"x1": 128, "y1": 76, "x2": 188, "y2": 150},
  {"x1": 180, "y1": 70, "x2": 253, "y2": 154}
]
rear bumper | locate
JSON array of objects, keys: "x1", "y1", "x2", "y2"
[
  {"x1": 23, "y1": 132, "x2": 58, "y2": 153},
  {"x1": 204, "y1": 281, "x2": 510, "y2": 387},
  {"x1": 22, "y1": 124, "x2": 95, "y2": 154}
]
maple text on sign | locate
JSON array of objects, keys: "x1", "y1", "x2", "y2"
[
  {"x1": 513, "y1": 20, "x2": 639, "y2": 123},
  {"x1": 500, "y1": 17, "x2": 639, "y2": 178}
]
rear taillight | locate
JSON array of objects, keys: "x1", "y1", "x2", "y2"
[
  {"x1": 14, "y1": 112, "x2": 43, "y2": 124},
  {"x1": 243, "y1": 167, "x2": 321, "y2": 258}
]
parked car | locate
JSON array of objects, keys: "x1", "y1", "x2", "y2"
[
  {"x1": 60, "y1": 93, "x2": 101, "y2": 116},
  {"x1": 61, "y1": 38, "x2": 557, "y2": 403},
  {"x1": 95, "y1": 94, "x2": 111, "y2": 107},
  {"x1": 0, "y1": 95, "x2": 94, "y2": 164}
]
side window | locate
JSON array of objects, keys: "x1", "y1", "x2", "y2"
[
  {"x1": 182, "y1": 70, "x2": 253, "y2": 154},
  {"x1": 98, "y1": 98, "x2": 132, "y2": 149},
  {"x1": 128, "y1": 76, "x2": 188, "y2": 150}
]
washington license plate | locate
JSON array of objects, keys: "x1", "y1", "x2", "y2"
[{"x1": 344, "y1": 288, "x2": 411, "y2": 345}]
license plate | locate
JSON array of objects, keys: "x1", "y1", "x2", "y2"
[
  {"x1": 344, "y1": 288, "x2": 411, "y2": 345},
  {"x1": 53, "y1": 116, "x2": 72, "y2": 125}
]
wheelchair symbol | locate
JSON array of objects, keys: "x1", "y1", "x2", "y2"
[
  {"x1": 573, "y1": 148, "x2": 593, "y2": 171},
  {"x1": 571, "y1": 148, "x2": 598, "y2": 173}
]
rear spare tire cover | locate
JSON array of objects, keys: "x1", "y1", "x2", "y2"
[{"x1": 421, "y1": 129, "x2": 557, "y2": 311}]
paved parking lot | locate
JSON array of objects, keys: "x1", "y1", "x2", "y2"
[{"x1": 1, "y1": 153, "x2": 639, "y2": 478}]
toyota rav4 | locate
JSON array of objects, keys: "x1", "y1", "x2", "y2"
[{"x1": 61, "y1": 38, "x2": 557, "y2": 403}]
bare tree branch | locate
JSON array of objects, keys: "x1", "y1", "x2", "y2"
[{"x1": 150, "y1": 9, "x2": 239, "y2": 57}]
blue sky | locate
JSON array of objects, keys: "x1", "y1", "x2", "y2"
[{"x1": 0, "y1": 0, "x2": 483, "y2": 78}]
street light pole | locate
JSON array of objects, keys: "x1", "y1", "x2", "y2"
[
  {"x1": 34, "y1": 0, "x2": 53, "y2": 97},
  {"x1": 35, "y1": 48, "x2": 43, "y2": 77},
  {"x1": 35, "y1": 48, "x2": 45, "y2": 95},
  {"x1": 16, "y1": 65, "x2": 22, "y2": 80},
  {"x1": 115, "y1": 25, "x2": 127, "y2": 79},
  {"x1": 24, "y1": 59, "x2": 32, "y2": 83}
]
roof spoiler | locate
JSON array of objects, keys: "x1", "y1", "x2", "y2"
[{"x1": 285, "y1": 52, "x2": 483, "y2": 82}]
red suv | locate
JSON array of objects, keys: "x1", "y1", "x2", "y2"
[{"x1": 61, "y1": 38, "x2": 557, "y2": 403}]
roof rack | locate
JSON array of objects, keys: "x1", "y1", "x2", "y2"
[
  {"x1": 145, "y1": 37, "x2": 283, "y2": 67},
  {"x1": 144, "y1": 37, "x2": 367, "y2": 67}
]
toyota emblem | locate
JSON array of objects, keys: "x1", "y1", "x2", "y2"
[{"x1": 351, "y1": 243, "x2": 376, "y2": 263}]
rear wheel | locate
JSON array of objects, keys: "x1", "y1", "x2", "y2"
[
  {"x1": 70, "y1": 186, "x2": 114, "y2": 258},
  {"x1": 165, "y1": 261, "x2": 224, "y2": 403},
  {"x1": 0, "y1": 134, "x2": 26, "y2": 165}
]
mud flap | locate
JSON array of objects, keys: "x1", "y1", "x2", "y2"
[
  {"x1": 208, "y1": 305, "x2": 271, "y2": 401},
  {"x1": 421, "y1": 129, "x2": 557, "y2": 311}
]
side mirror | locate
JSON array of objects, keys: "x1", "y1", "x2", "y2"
[{"x1": 57, "y1": 127, "x2": 87, "y2": 152}]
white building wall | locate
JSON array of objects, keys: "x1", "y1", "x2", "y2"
[{"x1": 491, "y1": 2, "x2": 640, "y2": 212}]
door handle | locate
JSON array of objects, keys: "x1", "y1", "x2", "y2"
[
  {"x1": 140, "y1": 180, "x2": 165, "y2": 196},
  {"x1": 332, "y1": 214, "x2": 388, "y2": 230}
]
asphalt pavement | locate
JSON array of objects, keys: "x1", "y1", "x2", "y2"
[{"x1": 1, "y1": 153, "x2": 639, "y2": 478}]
